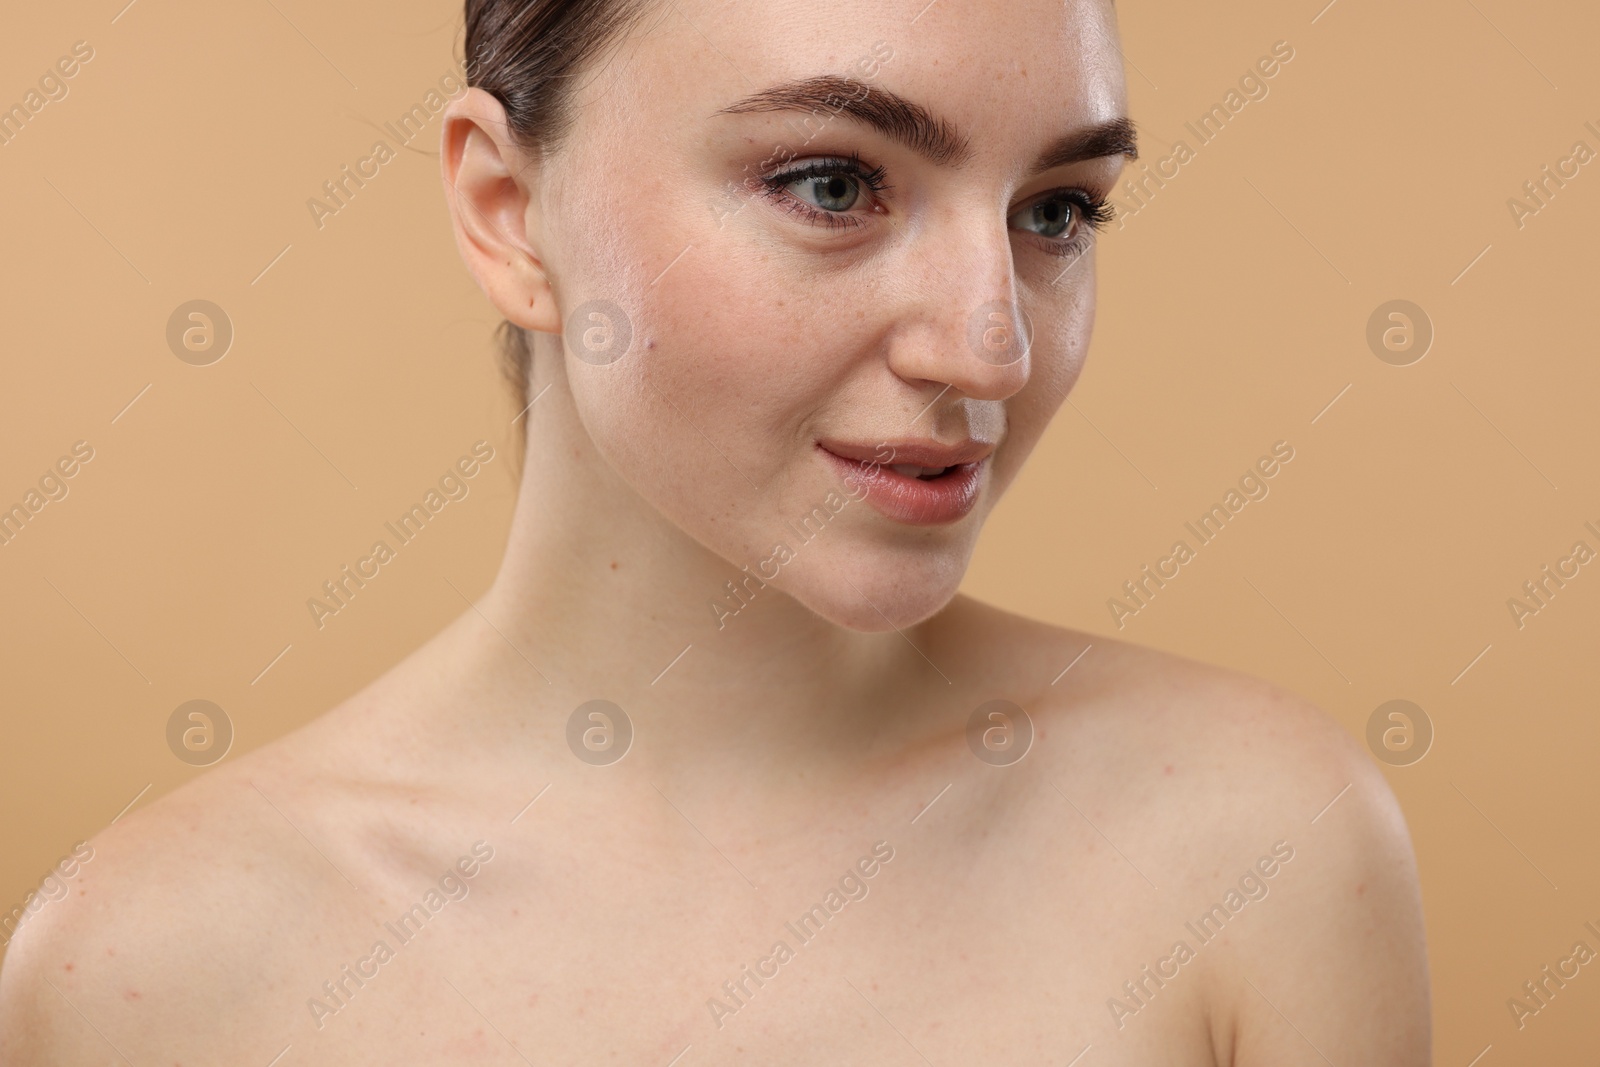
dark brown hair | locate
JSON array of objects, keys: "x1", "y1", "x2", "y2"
[{"x1": 463, "y1": 0, "x2": 657, "y2": 415}]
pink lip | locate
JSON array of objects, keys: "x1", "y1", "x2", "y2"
[{"x1": 816, "y1": 439, "x2": 993, "y2": 526}]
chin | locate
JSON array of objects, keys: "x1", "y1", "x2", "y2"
[{"x1": 786, "y1": 542, "x2": 972, "y2": 633}]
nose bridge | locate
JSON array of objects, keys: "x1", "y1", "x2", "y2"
[
  {"x1": 948, "y1": 198, "x2": 1017, "y2": 303},
  {"x1": 886, "y1": 202, "x2": 1030, "y2": 400}
]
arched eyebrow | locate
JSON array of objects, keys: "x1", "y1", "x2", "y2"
[
  {"x1": 716, "y1": 74, "x2": 1137, "y2": 172},
  {"x1": 1035, "y1": 115, "x2": 1139, "y2": 170}
]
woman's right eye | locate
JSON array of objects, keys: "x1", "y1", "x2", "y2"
[
  {"x1": 756, "y1": 156, "x2": 890, "y2": 228},
  {"x1": 788, "y1": 173, "x2": 862, "y2": 213}
]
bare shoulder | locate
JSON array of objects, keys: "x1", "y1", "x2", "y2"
[
  {"x1": 0, "y1": 705, "x2": 407, "y2": 1065},
  {"x1": 939, "y1": 597, "x2": 1431, "y2": 1063},
  {"x1": 940, "y1": 594, "x2": 1381, "y2": 794},
  {"x1": 1102, "y1": 646, "x2": 1433, "y2": 1065},
  {"x1": 0, "y1": 614, "x2": 556, "y2": 1064}
]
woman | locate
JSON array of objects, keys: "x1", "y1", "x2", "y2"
[{"x1": 0, "y1": 0, "x2": 1430, "y2": 1062}]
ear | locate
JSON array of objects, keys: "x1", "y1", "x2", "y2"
[{"x1": 441, "y1": 88, "x2": 561, "y2": 335}]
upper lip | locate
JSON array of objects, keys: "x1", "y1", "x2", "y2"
[{"x1": 817, "y1": 438, "x2": 996, "y2": 468}]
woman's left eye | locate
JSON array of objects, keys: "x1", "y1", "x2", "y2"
[{"x1": 1010, "y1": 195, "x2": 1083, "y2": 239}]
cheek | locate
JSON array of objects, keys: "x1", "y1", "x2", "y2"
[
  {"x1": 996, "y1": 269, "x2": 1097, "y2": 478},
  {"x1": 1034, "y1": 265, "x2": 1097, "y2": 402},
  {"x1": 560, "y1": 235, "x2": 851, "y2": 556},
  {"x1": 656, "y1": 264, "x2": 837, "y2": 449}
]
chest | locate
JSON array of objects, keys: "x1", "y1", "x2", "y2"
[{"x1": 275, "y1": 815, "x2": 1223, "y2": 1065}]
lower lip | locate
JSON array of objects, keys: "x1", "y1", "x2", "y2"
[{"x1": 817, "y1": 446, "x2": 986, "y2": 526}]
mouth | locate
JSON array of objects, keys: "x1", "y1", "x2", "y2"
[
  {"x1": 888, "y1": 464, "x2": 955, "y2": 480},
  {"x1": 815, "y1": 438, "x2": 994, "y2": 526}
]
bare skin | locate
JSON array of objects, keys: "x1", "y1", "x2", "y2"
[
  {"x1": 0, "y1": 603, "x2": 1427, "y2": 1065},
  {"x1": 0, "y1": 0, "x2": 1430, "y2": 1062}
]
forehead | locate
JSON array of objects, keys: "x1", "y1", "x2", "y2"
[{"x1": 582, "y1": 0, "x2": 1127, "y2": 150}]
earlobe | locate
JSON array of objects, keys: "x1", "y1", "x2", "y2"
[{"x1": 441, "y1": 88, "x2": 562, "y2": 335}]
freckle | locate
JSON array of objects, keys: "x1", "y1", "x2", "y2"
[
  {"x1": 610, "y1": 561, "x2": 619, "y2": 570},
  {"x1": 1356, "y1": 882, "x2": 1366, "y2": 896},
  {"x1": 63, "y1": 962, "x2": 73, "y2": 972}
]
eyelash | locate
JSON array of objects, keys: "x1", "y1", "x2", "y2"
[
  {"x1": 757, "y1": 153, "x2": 890, "y2": 231},
  {"x1": 756, "y1": 155, "x2": 1115, "y2": 256},
  {"x1": 1024, "y1": 191, "x2": 1113, "y2": 258}
]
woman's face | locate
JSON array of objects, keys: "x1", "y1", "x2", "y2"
[{"x1": 521, "y1": 0, "x2": 1130, "y2": 631}]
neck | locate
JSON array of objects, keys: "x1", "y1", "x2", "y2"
[{"x1": 469, "y1": 370, "x2": 940, "y2": 771}]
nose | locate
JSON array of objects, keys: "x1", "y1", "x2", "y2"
[{"x1": 884, "y1": 214, "x2": 1032, "y2": 403}]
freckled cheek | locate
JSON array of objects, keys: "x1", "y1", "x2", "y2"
[
  {"x1": 1028, "y1": 289, "x2": 1096, "y2": 410},
  {"x1": 640, "y1": 259, "x2": 844, "y2": 417},
  {"x1": 562, "y1": 310, "x2": 800, "y2": 536},
  {"x1": 993, "y1": 291, "x2": 1096, "y2": 481}
]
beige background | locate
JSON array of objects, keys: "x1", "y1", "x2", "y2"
[{"x1": 2, "y1": 0, "x2": 1597, "y2": 1060}]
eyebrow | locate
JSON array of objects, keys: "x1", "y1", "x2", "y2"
[
  {"x1": 1035, "y1": 116, "x2": 1139, "y2": 169},
  {"x1": 717, "y1": 75, "x2": 1137, "y2": 171}
]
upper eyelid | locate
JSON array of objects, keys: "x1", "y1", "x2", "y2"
[
  {"x1": 762, "y1": 158, "x2": 1102, "y2": 205},
  {"x1": 763, "y1": 157, "x2": 884, "y2": 185},
  {"x1": 1016, "y1": 184, "x2": 1108, "y2": 207}
]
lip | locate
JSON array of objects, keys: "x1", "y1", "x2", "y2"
[{"x1": 816, "y1": 438, "x2": 994, "y2": 526}]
